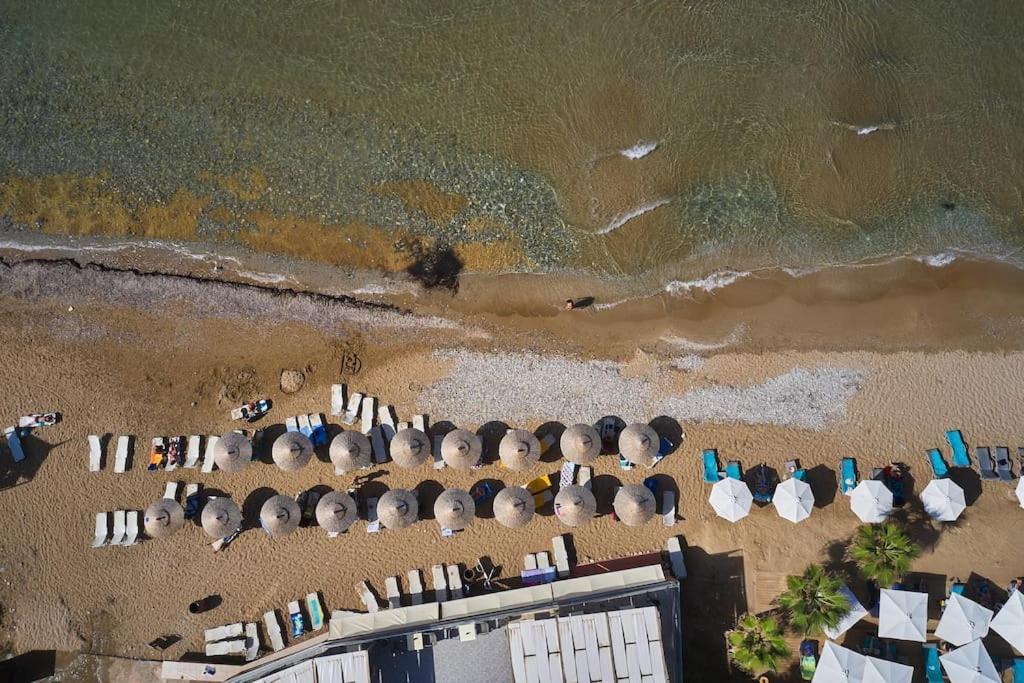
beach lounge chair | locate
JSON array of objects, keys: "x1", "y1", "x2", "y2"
[
  {"x1": 378, "y1": 405, "x2": 396, "y2": 442},
  {"x1": 447, "y1": 564, "x2": 465, "y2": 598},
  {"x1": 111, "y1": 510, "x2": 126, "y2": 546},
  {"x1": 923, "y1": 644, "x2": 942, "y2": 683},
  {"x1": 201, "y1": 435, "x2": 219, "y2": 473},
  {"x1": 431, "y1": 565, "x2": 448, "y2": 602},
  {"x1": 91, "y1": 512, "x2": 108, "y2": 548},
  {"x1": 114, "y1": 435, "x2": 130, "y2": 473},
  {"x1": 360, "y1": 396, "x2": 375, "y2": 435},
  {"x1": 725, "y1": 460, "x2": 742, "y2": 480},
  {"x1": 163, "y1": 481, "x2": 179, "y2": 501},
  {"x1": 205, "y1": 639, "x2": 245, "y2": 657},
  {"x1": 365, "y1": 497, "x2": 380, "y2": 533},
  {"x1": 578, "y1": 466, "x2": 592, "y2": 489},
  {"x1": 996, "y1": 447, "x2": 1014, "y2": 481},
  {"x1": 330, "y1": 384, "x2": 346, "y2": 417},
  {"x1": 703, "y1": 450, "x2": 722, "y2": 483},
  {"x1": 432, "y1": 434, "x2": 445, "y2": 469},
  {"x1": 298, "y1": 415, "x2": 314, "y2": 439},
  {"x1": 244, "y1": 622, "x2": 259, "y2": 662},
  {"x1": 524, "y1": 554, "x2": 537, "y2": 571},
  {"x1": 184, "y1": 484, "x2": 200, "y2": 519},
  {"x1": 184, "y1": 435, "x2": 201, "y2": 468},
  {"x1": 4, "y1": 428, "x2": 25, "y2": 463},
  {"x1": 536, "y1": 552, "x2": 551, "y2": 570},
  {"x1": 553, "y1": 536, "x2": 571, "y2": 578},
  {"x1": 124, "y1": 511, "x2": 139, "y2": 546},
  {"x1": 370, "y1": 426, "x2": 386, "y2": 464},
  {"x1": 752, "y1": 463, "x2": 772, "y2": 503},
  {"x1": 526, "y1": 474, "x2": 552, "y2": 495},
  {"x1": 662, "y1": 491, "x2": 676, "y2": 526},
  {"x1": 785, "y1": 459, "x2": 807, "y2": 481},
  {"x1": 385, "y1": 577, "x2": 401, "y2": 608},
  {"x1": 1012, "y1": 659, "x2": 1024, "y2": 683},
  {"x1": 413, "y1": 414, "x2": 427, "y2": 432},
  {"x1": 205, "y1": 623, "x2": 244, "y2": 642},
  {"x1": 341, "y1": 392, "x2": 363, "y2": 425},
  {"x1": 306, "y1": 593, "x2": 324, "y2": 630},
  {"x1": 147, "y1": 437, "x2": 166, "y2": 472},
  {"x1": 287, "y1": 601, "x2": 305, "y2": 638},
  {"x1": 285, "y1": 416, "x2": 298, "y2": 434},
  {"x1": 262, "y1": 611, "x2": 284, "y2": 651},
  {"x1": 978, "y1": 447, "x2": 997, "y2": 480},
  {"x1": 666, "y1": 536, "x2": 687, "y2": 579},
  {"x1": 88, "y1": 435, "x2": 103, "y2": 472},
  {"x1": 947, "y1": 429, "x2": 970, "y2": 468},
  {"x1": 840, "y1": 457, "x2": 858, "y2": 495},
  {"x1": 539, "y1": 433, "x2": 557, "y2": 455},
  {"x1": 356, "y1": 581, "x2": 379, "y2": 612},
  {"x1": 309, "y1": 413, "x2": 327, "y2": 446},
  {"x1": 408, "y1": 570, "x2": 424, "y2": 605},
  {"x1": 559, "y1": 461, "x2": 577, "y2": 488}
]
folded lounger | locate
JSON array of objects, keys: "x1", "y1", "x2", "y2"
[
  {"x1": 205, "y1": 623, "x2": 244, "y2": 642},
  {"x1": 752, "y1": 464, "x2": 772, "y2": 503},
  {"x1": 785, "y1": 459, "x2": 807, "y2": 481},
  {"x1": 244, "y1": 622, "x2": 259, "y2": 662},
  {"x1": 725, "y1": 460, "x2": 742, "y2": 480},
  {"x1": 163, "y1": 481, "x2": 179, "y2": 501},
  {"x1": 110, "y1": 510, "x2": 126, "y2": 546},
  {"x1": 91, "y1": 512, "x2": 108, "y2": 548},
  {"x1": 552, "y1": 535, "x2": 571, "y2": 578},
  {"x1": 341, "y1": 392, "x2": 363, "y2": 426},
  {"x1": 205, "y1": 639, "x2": 245, "y2": 657},
  {"x1": 446, "y1": 564, "x2": 465, "y2": 598},
  {"x1": 287, "y1": 601, "x2": 305, "y2": 639},
  {"x1": 559, "y1": 461, "x2": 577, "y2": 488},
  {"x1": 331, "y1": 384, "x2": 346, "y2": 416},
  {"x1": 370, "y1": 427, "x2": 387, "y2": 464},
  {"x1": 703, "y1": 449, "x2": 721, "y2": 483},
  {"x1": 977, "y1": 447, "x2": 997, "y2": 480},
  {"x1": 662, "y1": 490, "x2": 676, "y2": 526},
  {"x1": 262, "y1": 611, "x2": 285, "y2": 651},
  {"x1": 5, "y1": 428, "x2": 25, "y2": 463},
  {"x1": 385, "y1": 576, "x2": 401, "y2": 609},
  {"x1": 297, "y1": 414, "x2": 313, "y2": 439},
  {"x1": 360, "y1": 396, "x2": 376, "y2": 435},
  {"x1": 114, "y1": 435, "x2": 130, "y2": 473},
  {"x1": 365, "y1": 497, "x2": 380, "y2": 534},
  {"x1": 408, "y1": 570, "x2": 424, "y2": 605},
  {"x1": 184, "y1": 435, "x2": 201, "y2": 468},
  {"x1": 946, "y1": 429, "x2": 971, "y2": 468},
  {"x1": 432, "y1": 434, "x2": 445, "y2": 470},
  {"x1": 523, "y1": 554, "x2": 537, "y2": 571},
  {"x1": 840, "y1": 457, "x2": 858, "y2": 495},
  {"x1": 201, "y1": 435, "x2": 219, "y2": 473},
  {"x1": 88, "y1": 435, "x2": 103, "y2": 472},
  {"x1": 123, "y1": 510, "x2": 139, "y2": 546},
  {"x1": 431, "y1": 564, "x2": 448, "y2": 602},
  {"x1": 665, "y1": 536, "x2": 687, "y2": 579},
  {"x1": 377, "y1": 405, "x2": 396, "y2": 442},
  {"x1": 578, "y1": 466, "x2": 592, "y2": 490},
  {"x1": 356, "y1": 581, "x2": 379, "y2": 613},
  {"x1": 996, "y1": 447, "x2": 1014, "y2": 481},
  {"x1": 306, "y1": 593, "x2": 324, "y2": 631},
  {"x1": 536, "y1": 552, "x2": 551, "y2": 570},
  {"x1": 413, "y1": 414, "x2": 427, "y2": 432}
]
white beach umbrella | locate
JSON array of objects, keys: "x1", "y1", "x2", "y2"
[
  {"x1": 878, "y1": 589, "x2": 928, "y2": 642},
  {"x1": 935, "y1": 592, "x2": 993, "y2": 646},
  {"x1": 849, "y1": 480, "x2": 893, "y2": 523},
  {"x1": 940, "y1": 639, "x2": 1000, "y2": 683},
  {"x1": 863, "y1": 657, "x2": 914, "y2": 683},
  {"x1": 272, "y1": 432, "x2": 314, "y2": 472},
  {"x1": 1016, "y1": 477, "x2": 1024, "y2": 508},
  {"x1": 378, "y1": 489, "x2": 419, "y2": 530},
  {"x1": 709, "y1": 477, "x2": 752, "y2": 523},
  {"x1": 991, "y1": 590, "x2": 1024, "y2": 654},
  {"x1": 772, "y1": 477, "x2": 814, "y2": 523},
  {"x1": 921, "y1": 478, "x2": 967, "y2": 521},
  {"x1": 812, "y1": 641, "x2": 865, "y2": 683},
  {"x1": 823, "y1": 584, "x2": 868, "y2": 640}
]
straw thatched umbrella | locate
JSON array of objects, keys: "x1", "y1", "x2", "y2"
[
  {"x1": 499, "y1": 429, "x2": 542, "y2": 471},
  {"x1": 260, "y1": 495, "x2": 301, "y2": 537},
  {"x1": 560, "y1": 423, "x2": 601, "y2": 465},
  {"x1": 213, "y1": 432, "x2": 252, "y2": 472},
  {"x1": 272, "y1": 432, "x2": 314, "y2": 472},
  {"x1": 315, "y1": 490, "x2": 358, "y2": 534},
  {"x1": 330, "y1": 431, "x2": 372, "y2": 473},
  {"x1": 378, "y1": 489, "x2": 419, "y2": 530},
  {"x1": 441, "y1": 429, "x2": 482, "y2": 470},
  {"x1": 613, "y1": 484, "x2": 656, "y2": 526},
  {"x1": 618, "y1": 423, "x2": 659, "y2": 467},
  {"x1": 554, "y1": 485, "x2": 597, "y2": 527},
  {"x1": 201, "y1": 497, "x2": 241, "y2": 539},
  {"x1": 144, "y1": 498, "x2": 184, "y2": 538},
  {"x1": 494, "y1": 486, "x2": 535, "y2": 529},
  {"x1": 389, "y1": 428, "x2": 431, "y2": 469},
  {"x1": 434, "y1": 488, "x2": 475, "y2": 530}
]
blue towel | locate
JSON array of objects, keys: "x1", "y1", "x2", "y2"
[
  {"x1": 1013, "y1": 659, "x2": 1024, "y2": 683},
  {"x1": 702, "y1": 450, "x2": 720, "y2": 483},
  {"x1": 947, "y1": 430, "x2": 970, "y2": 467},
  {"x1": 793, "y1": 469, "x2": 807, "y2": 481},
  {"x1": 924, "y1": 645, "x2": 942, "y2": 683},
  {"x1": 927, "y1": 449, "x2": 949, "y2": 478},
  {"x1": 725, "y1": 461, "x2": 742, "y2": 480},
  {"x1": 840, "y1": 458, "x2": 857, "y2": 494}
]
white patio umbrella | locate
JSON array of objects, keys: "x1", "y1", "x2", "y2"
[
  {"x1": 863, "y1": 657, "x2": 914, "y2": 683},
  {"x1": 940, "y1": 639, "x2": 1000, "y2": 683},
  {"x1": 823, "y1": 584, "x2": 868, "y2": 640},
  {"x1": 849, "y1": 480, "x2": 893, "y2": 523},
  {"x1": 1016, "y1": 477, "x2": 1024, "y2": 508},
  {"x1": 812, "y1": 641, "x2": 865, "y2": 683},
  {"x1": 935, "y1": 592, "x2": 993, "y2": 646},
  {"x1": 878, "y1": 589, "x2": 928, "y2": 641},
  {"x1": 709, "y1": 477, "x2": 752, "y2": 523},
  {"x1": 772, "y1": 477, "x2": 814, "y2": 523},
  {"x1": 990, "y1": 590, "x2": 1024, "y2": 654},
  {"x1": 921, "y1": 478, "x2": 967, "y2": 521}
]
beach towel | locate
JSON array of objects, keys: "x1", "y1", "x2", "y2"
[
  {"x1": 308, "y1": 413, "x2": 327, "y2": 446},
  {"x1": 703, "y1": 450, "x2": 721, "y2": 483},
  {"x1": 725, "y1": 460, "x2": 742, "y2": 480},
  {"x1": 840, "y1": 457, "x2": 857, "y2": 495},
  {"x1": 946, "y1": 430, "x2": 970, "y2": 468},
  {"x1": 288, "y1": 601, "x2": 305, "y2": 638},
  {"x1": 306, "y1": 593, "x2": 324, "y2": 630}
]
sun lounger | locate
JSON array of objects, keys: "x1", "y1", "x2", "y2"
[
  {"x1": 553, "y1": 536, "x2": 571, "y2": 578},
  {"x1": 431, "y1": 565, "x2": 448, "y2": 602},
  {"x1": 524, "y1": 554, "x2": 538, "y2": 571},
  {"x1": 752, "y1": 464, "x2": 772, "y2": 503},
  {"x1": 559, "y1": 461, "x2": 577, "y2": 488},
  {"x1": 124, "y1": 511, "x2": 139, "y2": 546},
  {"x1": 408, "y1": 570, "x2": 424, "y2": 605},
  {"x1": 287, "y1": 601, "x2": 305, "y2": 638},
  {"x1": 201, "y1": 435, "x2": 219, "y2": 473},
  {"x1": 111, "y1": 510, "x2": 126, "y2": 545},
  {"x1": 535, "y1": 552, "x2": 550, "y2": 570},
  {"x1": 432, "y1": 434, "x2": 445, "y2": 469},
  {"x1": 4, "y1": 428, "x2": 25, "y2": 463},
  {"x1": 397, "y1": 421, "x2": 409, "y2": 432},
  {"x1": 378, "y1": 405, "x2": 396, "y2": 443},
  {"x1": 447, "y1": 564, "x2": 465, "y2": 598},
  {"x1": 360, "y1": 396, "x2": 376, "y2": 434},
  {"x1": 533, "y1": 489, "x2": 554, "y2": 508},
  {"x1": 309, "y1": 413, "x2": 327, "y2": 446},
  {"x1": 365, "y1": 497, "x2": 379, "y2": 533},
  {"x1": 370, "y1": 426, "x2": 386, "y2": 464},
  {"x1": 578, "y1": 466, "x2": 592, "y2": 489},
  {"x1": 88, "y1": 435, "x2": 103, "y2": 472},
  {"x1": 298, "y1": 415, "x2": 314, "y2": 439},
  {"x1": 725, "y1": 460, "x2": 742, "y2": 480},
  {"x1": 413, "y1": 415, "x2": 427, "y2": 432},
  {"x1": 114, "y1": 435, "x2": 130, "y2": 473},
  {"x1": 840, "y1": 457, "x2": 858, "y2": 494},
  {"x1": 205, "y1": 639, "x2": 245, "y2": 657},
  {"x1": 527, "y1": 474, "x2": 552, "y2": 495},
  {"x1": 341, "y1": 392, "x2": 363, "y2": 425},
  {"x1": 331, "y1": 384, "x2": 346, "y2": 417},
  {"x1": 947, "y1": 429, "x2": 970, "y2": 468},
  {"x1": 356, "y1": 581, "x2": 379, "y2": 612},
  {"x1": 996, "y1": 447, "x2": 1014, "y2": 481},
  {"x1": 91, "y1": 512, "x2": 108, "y2": 548},
  {"x1": 1013, "y1": 659, "x2": 1024, "y2": 683},
  {"x1": 205, "y1": 623, "x2": 244, "y2": 642},
  {"x1": 163, "y1": 481, "x2": 179, "y2": 501},
  {"x1": 244, "y1": 623, "x2": 259, "y2": 662},
  {"x1": 666, "y1": 536, "x2": 687, "y2": 579},
  {"x1": 263, "y1": 611, "x2": 285, "y2": 652},
  {"x1": 977, "y1": 447, "x2": 997, "y2": 480},
  {"x1": 926, "y1": 448, "x2": 949, "y2": 478},
  {"x1": 703, "y1": 449, "x2": 721, "y2": 483},
  {"x1": 183, "y1": 435, "x2": 201, "y2": 468},
  {"x1": 923, "y1": 644, "x2": 942, "y2": 683},
  {"x1": 662, "y1": 490, "x2": 676, "y2": 526},
  {"x1": 386, "y1": 576, "x2": 401, "y2": 608},
  {"x1": 306, "y1": 593, "x2": 324, "y2": 630},
  {"x1": 284, "y1": 416, "x2": 298, "y2": 433},
  {"x1": 539, "y1": 433, "x2": 557, "y2": 455}
]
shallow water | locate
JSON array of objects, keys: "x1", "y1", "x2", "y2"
[{"x1": 1, "y1": 1, "x2": 1023, "y2": 293}]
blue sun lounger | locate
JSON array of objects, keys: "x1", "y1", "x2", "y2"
[
  {"x1": 725, "y1": 460, "x2": 742, "y2": 480},
  {"x1": 927, "y1": 449, "x2": 949, "y2": 479},
  {"x1": 4, "y1": 427, "x2": 26, "y2": 463},
  {"x1": 1013, "y1": 658, "x2": 1024, "y2": 683},
  {"x1": 840, "y1": 457, "x2": 857, "y2": 495},
  {"x1": 946, "y1": 430, "x2": 970, "y2": 468},
  {"x1": 924, "y1": 644, "x2": 943, "y2": 683},
  {"x1": 702, "y1": 450, "x2": 721, "y2": 483},
  {"x1": 977, "y1": 447, "x2": 997, "y2": 480}
]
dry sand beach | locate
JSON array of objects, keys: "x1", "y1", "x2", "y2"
[{"x1": 0, "y1": 255, "x2": 1023, "y2": 681}]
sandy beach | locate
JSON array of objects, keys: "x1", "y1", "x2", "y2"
[{"x1": 0, "y1": 255, "x2": 1023, "y2": 681}]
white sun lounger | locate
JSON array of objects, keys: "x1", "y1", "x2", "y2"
[
  {"x1": 666, "y1": 537, "x2": 687, "y2": 579},
  {"x1": 114, "y1": 435, "x2": 130, "y2": 473},
  {"x1": 432, "y1": 565, "x2": 448, "y2": 602},
  {"x1": 124, "y1": 511, "x2": 139, "y2": 546},
  {"x1": 91, "y1": 512, "x2": 108, "y2": 548},
  {"x1": 446, "y1": 564, "x2": 465, "y2": 598},
  {"x1": 385, "y1": 576, "x2": 401, "y2": 609},
  {"x1": 205, "y1": 639, "x2": 246, "y2": 657},
  {"x1": 397, "y1": 421, "x2": 409, "y2": 432},
  {"x1": 536, "y1": 552, "x2": 551, "y2": 570},
  {"x1": 524, "y1": 554, "x2": 538, "y2": 571},
  {"x1": 205, "y1": 622, "x2": 244, "y2": 642},
  {"x1": 306, "y1": 593, "x2": 325, "y2": 631},
  {"x1": 662, "y1": 491, "x2": 676, "y2": 527},
  {"x1": 184, "y1": 435, "x2": 201, "y2": 468},
  {"x1": 408, "y1": 570, "x2": 424, "y2": 605},
  {"x1": 378, "y1": 405, "x2": 396, "y2": 442},
  {"x1": 244, "y1": 622, "x2": 259, "y2": 662},
  {"x1": 370, "y1": 426, "x2": 387, "y2": 464},
  {"x1": 413, "y1": 415, "x2": 427, "y2": 432},
  {"x1": 357, "y1": 581, "x2": 380, "y2": 613},
  {"x1": 578, "y1": 466, "x2": 592, "y2": 489},
  {"x1": 110, "y1": 510, "x2": 126, "y2": 545},
  {"x1": 360, "y1": 396, "x2": 376, "y2": 435},
  {"x1": 433, "y1": 434, "x2": 445, "y2": 469},
  {"x1": 201, "y1": 435, "x2": 219, "y2": 473},
  {"x1": 164, "y1": 481, "x2": 179, "y2": 501},
  {"x1": 262, "y1": 611, "x2": 285, "y2": 652},
  {"x1": 365, "y1": 497, "x2": 379, "y2": 533},
  {"x1": 341, "y1": 392, "x2": 363, "y2": 425},
  {"x1": 553, "y1": 536, "x2": 570, "y2": 578},
  {"x1": 88, "y1": 435, "x2": 103, "y2": 472},
  {"x1": 331, "y1": 384, "x2": 347, "y2": 417},
  {"x1": 185, "y1": 483, "x2": 199, "y2": 501}
]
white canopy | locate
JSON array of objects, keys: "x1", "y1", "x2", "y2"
[
  {"x1": 823, "y1": 584, "x2": 868, "y2": 640},
  {"x1": 921, "y1": 478, "x2": 967, "y2": 521},
  {"x1": 940, "y1": 639, "x2": 1000, "y2": 683},
  {"x1": 935, "y1": 592, "x2": 993, "y2": 646},
  {"x1": 849, "y1": 480, "x2": 893, "y2": 523},
  {"x1": 773, "y1": 477, "x2": 814, "y2": 523},
  {"x1": 708, "y1": 477, "x2": 752, "y2": 523},
  {"x1": 991, "y1": 590, "x2": 1024, "y2": 654},
  {"x1": 812, "y1": 641, "x2": 865, "y2": 683},
  {"x1": 1016, "y1": 477, "x2": 1024, "y2": 509},
  {"x1": 863, "y1": 656, "x2": 914, "y2": 683},
  {"x1": 878, "y1": 589, "x2": 928, "y2": 641}
]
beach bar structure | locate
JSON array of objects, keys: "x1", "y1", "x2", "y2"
[{"x1": 210, "y1": 558, "x2": 683, "y2": 683}]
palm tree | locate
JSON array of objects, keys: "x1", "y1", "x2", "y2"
[
  {"x1": 849, "y1": 522, "x2": 920, "y2": 586},
  {"x1": 727, "y1": 613, "x2": 791, "y2": 676},
  {"x1": 777, "y1": 564, "x2": 850, "y2": 635}
]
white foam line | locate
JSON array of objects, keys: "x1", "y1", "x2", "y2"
[
  {"x1": 664, "y1": 269, "x2": 749, "y2": 296},
  {"x1": 595, "y1": 198, "x2": 671, "y2": 235},
  {"x1": 620, "y1": 141, "x2": 658, "y2": 160}
]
